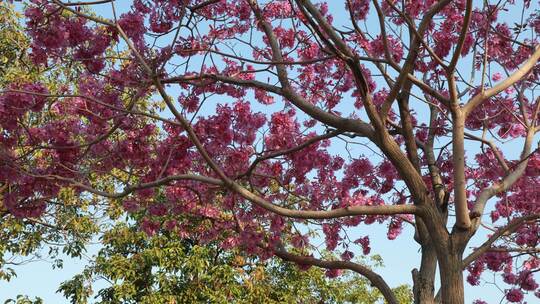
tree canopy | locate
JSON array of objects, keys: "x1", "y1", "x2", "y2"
[
  {"x1": 1, "y1": 0, "x2": 539, "y2": 303},
  {"x1": 0, "y1": 1, "x2": 101, "y2": 284},
  {"x1": 0, "y1": 3, "x2": 412, "y2": 302},
  {"x1": 58, "y1": 212, "x2": 412, "y2": 303}
]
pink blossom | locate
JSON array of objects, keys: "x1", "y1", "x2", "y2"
[
  {"x1": 492, "y1": 72, "x2": 503, "y2": 81},
  {"x1": 354, "y1": 236, "x2": 371, "y2": 255},
  {"x1": 370, "y1": 35, "x2": 404, "y2": 62},
  {"x1": 325, "y1": 268, "x2": 343, "y2": 278},
  {"x1": 122, "y1": 200, "x2": 140, "y2": 213},
  {"x1": 341, "y1": 250, "x2": 354, "y2": 261},
  {"x1": 141, "y1": 218, "x2": 160, "y2": 236},
  {"x1": 506, "y1": 288, "x2": 524, "y2": 302},
  {"x1": 348, "y1": 0, "x2": 370, "y2": 20}
]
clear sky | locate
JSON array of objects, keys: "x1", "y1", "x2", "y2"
[{"x1": 1, "y1": 1, "x2": 538, "y2": 303}]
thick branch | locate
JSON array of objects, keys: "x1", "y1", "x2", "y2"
[
  {"x1": 372, "y1": 0, "x2": 398, "y2": 67},
  {"x1": 472, "y1": 130, "x2": 535, "y2": 217},
  {"x1": 379, "y1": 0, "x2": 453, "y2": 118},
  {"x1": 464, "y1": 45, "x2": 540, "y2": 116},
  {"x1": 425, "y1": 106, "x2": 446, "y2": 207},
  {"x1": 447, "y1": 0, "x2": 472, "y2": 72},
  {"x1": 452, "y1": 108, "x2": 471, "y2": 229},
  {"x1": 463, "y1": 214, "x2": 540, "y2": 267},
  {"x1": 397, "y1": 89, "x2": 421, "y2": 172},
  {"x1": 162, "y1": 74, "x2": 375, "y2": 137},
  {"x1": 274, "y1": 247, "x2": 399, "y2": 304},
  {"x1": 296, "y1": 0, "x2": 433, "y2": 210},
  {"x1": 36, "y1": 173, "x2": 420, "y2": 220}
]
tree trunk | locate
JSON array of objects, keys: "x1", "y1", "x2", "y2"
[
  {"x1": 413, "y1": 245, "x2": 437, "y2": 304},
  {"x1": 438, "y1": 252, "x2": 465, "y2": 304}
]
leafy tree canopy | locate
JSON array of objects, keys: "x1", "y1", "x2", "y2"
[
  {"x1": 1, "y1": 1, "x2": 540, "y2": 303},
  {"x1": 58, "y1": 212, "x2": 412, "y2": 304}
]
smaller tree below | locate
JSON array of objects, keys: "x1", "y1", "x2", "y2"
[{"x1": 58, "y1": 213, "x2": 412, "y2": 304}]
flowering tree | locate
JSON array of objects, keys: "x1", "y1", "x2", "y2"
[
  {"x1": 1, "y1": 0, "x2": 540, "y2": 303},
  {"x1": 0, "y1": 1, "x2": 103, "y2": 285}
]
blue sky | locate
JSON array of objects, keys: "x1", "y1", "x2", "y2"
[{"x1": 1, "y1": 0, "x2": 538, "y2": 303}]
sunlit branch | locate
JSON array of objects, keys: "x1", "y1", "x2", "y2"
[
  {"x1": 464, "y1": 45, "x2": 540, "y2": 116},
  {"x1": 462, "y1": 214, "x2": 540, "y2": 267},
  {"x1": 274, "y1": 245, "x2": 399, "y2": 304}
]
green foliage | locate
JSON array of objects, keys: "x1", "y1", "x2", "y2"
[
  {"x1": 0, "y1": 3, "x2": 29, "y2": 85},
  {"x1": 0, "y1": 2, "x2": 42, "y2": 87},
  {"x1": 3, "y1": 295, "x2": 43, "y2": 304},
  {"x1": 0, "y1": 2, "x2": 91, "y2": 90},
  {"x1": 59, "y1": 214, "x2": 412, "y2": 304}
]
